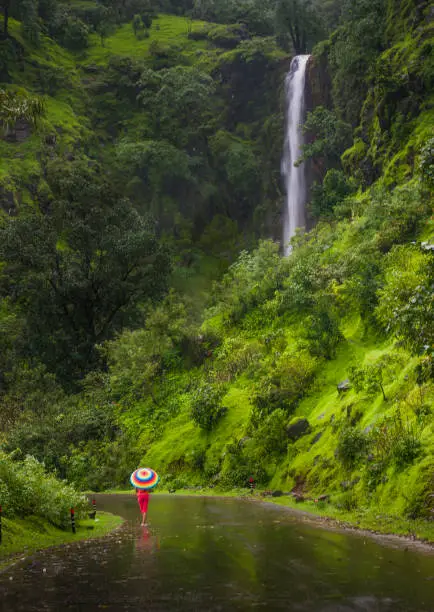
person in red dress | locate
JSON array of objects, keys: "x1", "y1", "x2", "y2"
[{"x1": 136, "y1": 488, "x2": 150, "y2": 526}]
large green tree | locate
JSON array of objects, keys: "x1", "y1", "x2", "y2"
[
  {"x1": 275, "y1": 0, "x2": 322, "y2": 53},
  {"x1": 0, "y1": 162, "x2": 171, "y2": 384}
]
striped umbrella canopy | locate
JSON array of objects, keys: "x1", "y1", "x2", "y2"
[{"x1": 130, "y1": 467, "x2": 160, "y2": 491}]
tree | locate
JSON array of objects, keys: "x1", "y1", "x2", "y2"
[
  {"x1": 376, "y1": 245, "x2": 434, "y2": 354},
  {"x1": 328, "y1": 0, "x2": 386, "y2": 124},
  {"x1": 20, "y1": 0, "x2": 40, "y2": 43},
  {"x1": 298, "y1": 107, "x2": 353, "y2": 171},
  {"x1": 104, "y1": 291, "x2": 187, "y2": 403},
  {"x1": 138, "y1": 66, "x2": 215, "y2": 148},
  {"x1": 350, "y1": 355, "x2": 400, "y2": 401},
  {"x1": 0, "y1": 0, "x2": 11, "y2": 37},
  {"x1": 309, "y1": 169, "x2": 357, "y2": 218},
  {"x1": 191, "y1": 382, "x2": 227, "y2": 431},
  {"x1": 275, "y1": 0, "x2": 322, "y2": 53},
  {"x1": 0, "y1": 0, "x2": 40, "y2": 41},
  {"x1": 62, "y1": 17, "x2": 89, "y2": 50},
  {"x1": 132, "y1": 13, "x2": 143, "y2": 37},
  {"x1": 0, "y1": 162, "x2": 171, "y2": 384}
]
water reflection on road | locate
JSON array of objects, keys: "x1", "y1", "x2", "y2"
[{"x1": 0, "y1": 494, "x2": 433, "y2": 611}]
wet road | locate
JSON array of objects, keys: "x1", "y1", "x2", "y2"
[{"x1": 0, "y1": 494, "x2": 433, "y2": 611}]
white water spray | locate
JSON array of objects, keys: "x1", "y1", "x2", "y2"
[{"x1": 282, "y1": 55, "x2": 310, "y2": 255}]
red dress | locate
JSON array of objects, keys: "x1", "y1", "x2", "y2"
[{"x1": 137, "y1": 490, "x2": 150, "y2": 513}]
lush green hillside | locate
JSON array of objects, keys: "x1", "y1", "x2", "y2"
[{"x1": 0, "y1": 0, "x2": 433, "y2": 539}]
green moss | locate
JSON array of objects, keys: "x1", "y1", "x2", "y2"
[
  {"x1": 344, "y1": 18, "x2": 434, "y2": 185},
  {"x1": 341, "y1": 138, "x2": 367, "y2": 178},
  {"x1": 269, "y1": 495, "x2": 434, "y2": 543}
]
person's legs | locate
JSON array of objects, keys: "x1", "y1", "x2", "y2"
[{"x1": 141, "y1": 512, "x2": 147, "y2": 525}]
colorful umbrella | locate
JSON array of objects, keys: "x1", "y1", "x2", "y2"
[{"x1": 130, "y1": 467, "x2": 160, "y2": 490}]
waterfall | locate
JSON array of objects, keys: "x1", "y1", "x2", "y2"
[{"x1": 281, "y1": 54, "x2": 310, "y2": 255}]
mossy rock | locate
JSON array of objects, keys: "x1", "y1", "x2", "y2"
[{"x1": 286, "y1": 418, "x2": 310, "y2": 441}]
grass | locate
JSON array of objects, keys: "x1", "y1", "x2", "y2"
[
  {"x1": 268, "y1": 495, "x2": 434, "y2": 545},
  {"x1": 84, "y1": 15, "x2": 211, "y2": 66},
  {"x1": 0, "y1": 512, "x2": 123, "y2": 571},
  {"x1": 128, "y1": 308, "x2": 432, "y2": 541}
]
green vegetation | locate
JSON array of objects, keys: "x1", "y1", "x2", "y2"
[
  {"x1": 0, "y1": 451, "x2": 123, "y2": 569},
  {"x1": 0, "y1": 512, "x2": 123, "y2": 569},
  {"x1": 0, "y1": 0, "x2": 433, "y2": 544}
]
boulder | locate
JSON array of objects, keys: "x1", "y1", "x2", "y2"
[
  {"x1": 292, "y1": 493, "x2": 305, "y2": 503},
  {"x1": 4, "y1": 119, "x2": 31, "y2": 142},
  {"x1": 337, "y1": 379, "x2": 351, "y2": 394},
  {"x1": 286, "y1": 418, "x2": 310, "y2": 441},
  {"x1": 271, "y1": 490, "x2": 284, "y2": 498}
]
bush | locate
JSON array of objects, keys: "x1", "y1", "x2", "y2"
[
  {"x1": 191, "y1": 383, "x2": 227, "y2": 431},
  {"x1": 219, "y1": 440, "x2": 268, "y2": 488},
  {"x1": 0, "y1": 452, "x2": 87, "y2": 528},
  {"x1": 402, "y1": 466, "x2": 434, "y2": 519},
  {"x1": 334, "y1": 491, "x2": 358, "y2": 511},
  {"x1": 391, "y1": 432, "x2": 422, "y2": 468},
  {"x1": 251, "y1": 351, "x2": 316, "y2": 420},
  {"x1": 419, "y1": 136, "x2": 434, "y2": 189},
  {"x1": 336, "y1": 427, "x2": 367, "y2": 468},
  {"x1": 369, "y1": 410, "x2": 422, "y2": 468},
  {"x1": 252, "y1": 409, "x2": 288, "y2": 457},
  {"x1": 62, "y1": 17, "x2": 89, "y2": 50}
]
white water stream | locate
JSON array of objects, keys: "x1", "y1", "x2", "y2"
[{"x1": 282, "y1": 54, "x2": 310, "y2": 255}]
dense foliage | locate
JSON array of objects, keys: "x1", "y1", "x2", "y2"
[
  {"x1": 0, "y1": 0, "x2": 432, "y2": 532},
  {"x1": 0, "y1": 451, "x2": 88, "y2": 527}
]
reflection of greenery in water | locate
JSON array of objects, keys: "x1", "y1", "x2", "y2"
[
  {"x1": 96, "y1": 495, "x2": 434, "y2": 609},
  {"x1": 2, "y1": 495, "x2": 432, "y2": 611}
]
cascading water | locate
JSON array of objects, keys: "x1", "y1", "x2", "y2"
[{"x1": 281, "y1": 54, "x2": 310, "y2": 255}]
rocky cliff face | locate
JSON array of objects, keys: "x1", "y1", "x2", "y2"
[
  {"x1": 305, "y1": 51, "x2": 332, "y2": 114},
  {"x1": 303, "y1": 51, "x2": 333, "y2": 228}
]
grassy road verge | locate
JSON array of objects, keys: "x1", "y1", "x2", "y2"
[{"x1": 0, "y1": 512, "x2": 123, "y2": 571}]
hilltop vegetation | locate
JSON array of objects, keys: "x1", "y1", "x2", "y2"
[{"x1": 0, "y1": 0, "x2": 433, "y2": 536}]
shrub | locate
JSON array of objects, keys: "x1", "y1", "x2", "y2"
[
  {"x1": 336, "y1": 427, "x2": 367, "y2": 468},
  {"x1": 364, "y1": 460, "x2": 387, "y2": 491},
  {"x1": 0, "y1": 452, "x2": 87, "y2": 528},
  {"x1": 251, "y1": 351, "x2": 316, "y2": 421},
  {"x1": 252, "y1": 409, "x2": 288, "y2": 457},
  {"x1": 376, "y1": 245, "x2": 433, "y2": 354},
  {"x1": 187, "y1": 448, "x2": 206, "y2": 471},
  {"x1": 219, "y1": 441, "x2": 268, "y2": 488},
  {"x1": 391, "y1": 432, "x2": 422, "y2": 468},
  {"x1": 62, "y1": 17, "x2": 89, "y2": 50},
  {"x1": 369, "y1": 410, "x2": 422, "y2": 468},
  {"x1": 419, "y1": 136, "x2": 434, "y2": 189},
  {"x1": 334, "y1": 491, "x2": 358, "y2": 511},
  {"x1": 214, "y1": 337, "x2": 262, "y2": 381},
  {"x1": 191, "y1": 383, "x2": 227, "y2": 431},
  {"x1": 402, "y1": 466, "x2": 434, "y2": 519}
]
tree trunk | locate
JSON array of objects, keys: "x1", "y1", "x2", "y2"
[{"x1": 3, "y1": 5, "x2": 9, "y2": 38}]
